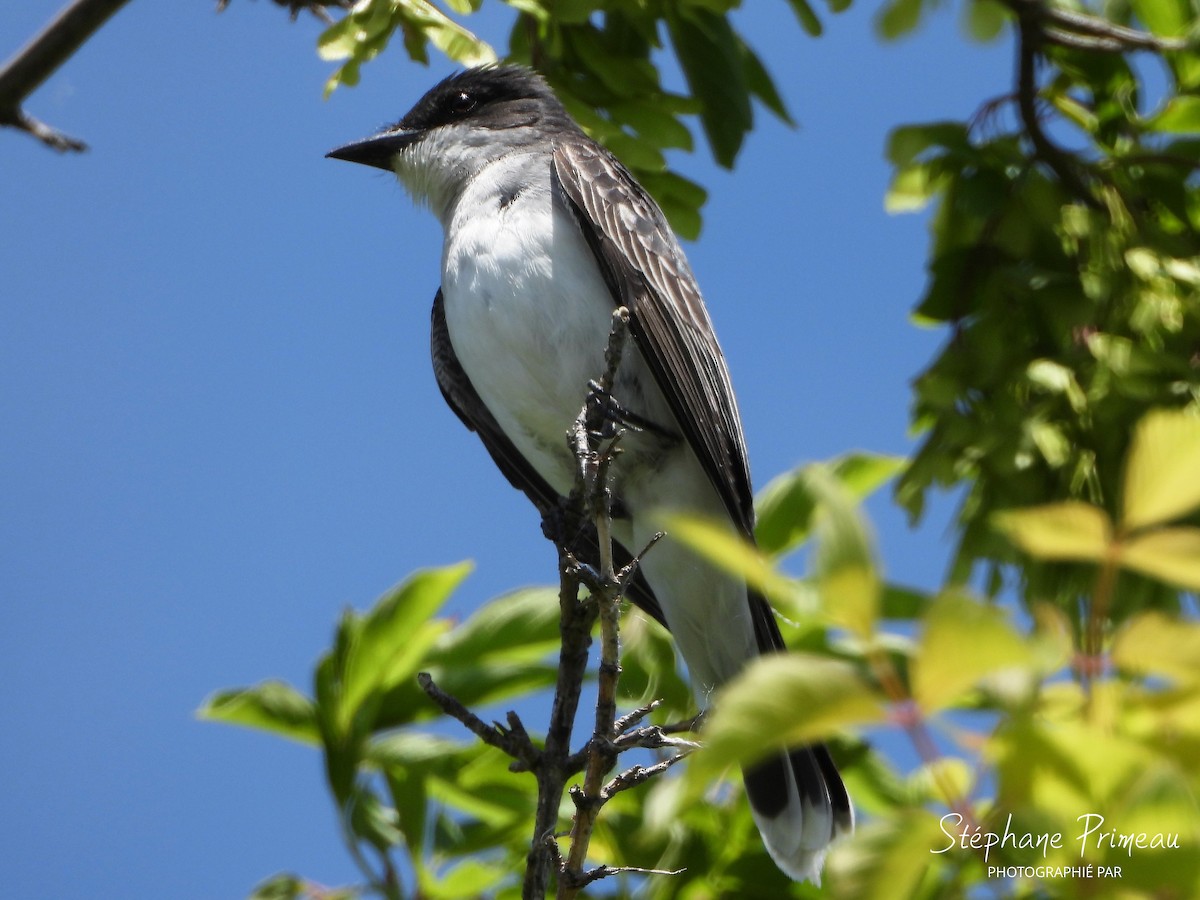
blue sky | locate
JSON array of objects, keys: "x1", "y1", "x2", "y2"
[{"x1": 1, "y1": 2, "x2": 1011, "y2": 897}]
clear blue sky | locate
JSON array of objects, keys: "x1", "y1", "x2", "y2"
[{"x1": 1, "y1": 2, "x2": 1010, "y2": 897}]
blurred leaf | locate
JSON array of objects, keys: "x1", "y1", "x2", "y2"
[
  {"x1": 434, "y1": 585, "x2": 560, "y2": 665},
  {"x1": 1113, "y1": 611, "x2": 1200, "y2": 685},
  {"x1": 903, "y1": 757, "x2": 974, "y2": 805},
  {"x1": 660, "y1": 512, "x2": 800, "y2": 603},
  {"x1": 912, "y1": 591, "x2": 1034, "y2": 713},
  {"x1": 1151, "y1": 96, "x2": 1200, "y2": 133},
  {"x1": 420, "y1": 859, "x2": 508, "y2": 899},
  {"x1": 964, "y1": 0, "x2": 1006, "y2": 41},
  {"x1": 348, "y1": 786, "x2": 403, "y2": 851},
  {"x1": 880, "y1": 582, "x2": 930, "y2": 619},
  {"x1": 686, "y1": 654, "x2": 886, "y2": 789},
  {"x1": 886, "y1": 161, "x2": 945, "y2": 213},
  {"x1": 807, "y1": 464, "x2": 883, "y2": 638},
  {"x1": 876, "y1": 0, "x2": 925, "y2": 40},
  {"x1": 248, "y1": 874, "x2": 300, "y2": 900},
  {"x1": 198, "y1": 680, "x2": 318, "y2": 746},
  {"x1": 1122, "y1": 409, "x2": 1200, "y2": 530},
  {"x1": 338, "y1": 562, "x2": 470, "y2": 732},
  {"x1": 993, "y1": 501, "x2": 1113, "y2": 562},
  {"x1": 785, "y1": 0, "x2": 823, "y2": 37},
  {"x1": 1120, "y1": 527, "x2": 1200, "y2": 590},
  {"x1": 1131, "y1": 0, "x2": 1192, "y2": 36},
  {"x1": 755, "y1": 452, "x2": 904, "y2": 557},
  {"x1": 826, "y1": 810, "x2": 945, "y2": 899}
]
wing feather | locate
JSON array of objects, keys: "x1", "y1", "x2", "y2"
[{"x1": 552, "y1": 140, "x2": 755, "y2": 538}]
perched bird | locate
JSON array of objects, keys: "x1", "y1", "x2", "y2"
[{"x1": 327, "y1": 64, "x2": 851, "y2": 881}]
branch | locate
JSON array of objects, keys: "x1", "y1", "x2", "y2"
[
  {"x1": 214, "y1": 0, "x2": 353, "y2": 26},
  {"x1": 1013, "y1": 9, "x2": 1103, "y2": 209},
  {"x1": 421, "y1": 308, "x2": 683, "y2": 899},
  {"x1": 0, "y1": 0, "x2": 132, "y2": 152}
]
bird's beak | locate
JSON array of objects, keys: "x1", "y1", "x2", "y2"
[{"x1": 325, "y1": 128, "x2": 419, "y2": 171}]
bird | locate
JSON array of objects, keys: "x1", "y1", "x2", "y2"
[{"x1": 326, "y1": 63, "x2": 852, "y2": 882}]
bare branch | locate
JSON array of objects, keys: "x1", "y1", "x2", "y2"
[
  {"x1": 416, "y1": 672, "x2": 541, "y2": 770},
  {"x1": 0, "y1": 0, "x2": 132, "y2": 152}
]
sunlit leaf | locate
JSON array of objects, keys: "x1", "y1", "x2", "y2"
[
  {"x1": 912, "y1": 591, "x2": 1033, "y2": 713},
  {"x1": 807, "y1": 465, "x2": 883, "y2": 638},
  {"x1": 339, "y1": 563, "x2": 471, "y2": 732},
  {"x1": 964, "y1": 0, "x2": 1006, "y2": 41},
  {"x1": 903, "y1": 757, "x2": 974, "y2": 805},
  {"x1": 686, "y1": 654, "x2": 886, "y2": 789},
  {"x1": 1152, "y1": 96, "x2": 1200, "y2": 133},
  {"x1": 826, "y1": 810, "x2": 946, "y2": 900},
  {"x1": 1113, "y1": 611, "x2": 1200, "y2": 685},
  {"x1": 198, "y1": 680, "x2": 318, "y2": 745},
  {"x1": 755, "y1": 453, "x2": 904, "y2": 557},
  {"x1": 1120, "y1": 527, "x2": 1200, "y2": 590},
  {"x1": 992, "y1": 501, "x2": 1112, "y2": 562},
  {"x1": 1122, "y1": 409, "x2": 1200, "y2": 530},
  {"x1": 659, "y1": 512, "x2": 799, "y2": 603}
]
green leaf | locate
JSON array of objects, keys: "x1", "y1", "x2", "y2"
[
  {"x1": 912, "y1": 591, "x2": 1033, "y2": 713},
  {"x1": 992, "y1": 501, "x2": 1113, "y2": 562},
  {"x1": 740, "y1": 39, "x2": 794, "y2": 126},
  {"x1": 434, "y1": 585, "x2": 560, "y2": 664},
  {"x1": 806, "y1": 465, "x2": 883, "y2": 638},
  {"x1": 886, "y1": 121, "x2": 969, "y2": 167},
  {"x1": 786, "y1": 0, "x2": 823, "y2": 36},
  {"x1": 686, "y1": 654, "x2": 886, "y2": 788},
  {"x1": 421, "y1": 859, "x2": 508, "y2": 899},
  {"x1": 903, "y1": 757, "x2": 974, "y2": 805},
  {"x1": 1120, "y1": 527, "x2": 1200, "y2": 590},
  {"x1": 668, "y1": 7, "x2": 752, "y2": 168},
  {"x1": 963, "y1": 0, "x2": 1007, "y2": 42},
  {"x1": 338, "y1": 562, "x2": 471, "y2": 732},
  {"x1": 755, "y1": 453, "x2": 904, "y2": 556},
  {"x1": 876, "y1": 0, "x2": 925, "y2": 40},
  {"x1": 1122, "y1": 409, "x2": 1200, "y2": 530},
  {"x1": 197, "y1": 680, "x2": 318, "y2": 745},
  {"x1": 659, "y1": 513, "x2": 799, "y2": 603},
  {"x1": 248, "y1": 873, "x2": 306, "y2": 900},
  {"x1": 887, "y1": 160, "x2": 952, "y2": 213},
  {"x1": 1113, "y1": 612, "x2": 1200, "y2": 685},
  {"x1": 1130, "y1": 0, "x2": 1191, "y2": 37},
  {"x1": 826, "y1": 811, "x2": 953, "y2": 899},
  {"x1": 1151, "y1": 96, "x2": 1200, "y2": 133}
]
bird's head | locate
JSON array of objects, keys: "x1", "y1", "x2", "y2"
[{"x1": 327, "y1": 65, "x2": 575, "y2": 215}]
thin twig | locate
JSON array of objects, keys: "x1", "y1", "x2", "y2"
[
  {"x1": 416, "y1": 672, "x2": 541, "y2": 770},
  {"x1": 0, "y1": 0, "x2": 132, "y2": 152}
]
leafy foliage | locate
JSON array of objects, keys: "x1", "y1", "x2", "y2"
[
  {"x1": 315, "y1": 0, "x2": 846, "y2": 238},
  {"x1": 206, "y1": 0, "x2": 1200, "y2": 897}
]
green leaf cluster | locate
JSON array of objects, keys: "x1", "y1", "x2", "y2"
[
  {"x1": 676, "y1": 441, "x2": 1200, "y2": 899},
  {"x1": 888, "y1": 0, "x2": 1200, "y2": 610},
  {"x1": 316, "y1": 0, "x2": 852, "y2": 237}
]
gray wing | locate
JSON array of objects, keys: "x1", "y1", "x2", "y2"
[
  {"x1": 430, "y1": 289, "x2": 668, "y2": 629},
  {"x1": 552, "y1": 139, "x2": 755, "y2": 538}
]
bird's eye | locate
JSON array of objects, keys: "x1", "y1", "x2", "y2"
[{"x1": 449, "y1": 91, "x2": 476, "y2": 115}]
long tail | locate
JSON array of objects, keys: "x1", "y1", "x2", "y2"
[
  {"x1": 743, "y1": 588, "x2": 854, "y2": 882},
  {"x1": 743, "y1": 743, "x2": 854, "y2": 883}
]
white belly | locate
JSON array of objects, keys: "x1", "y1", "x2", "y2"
[{"x1": 441, "y1": 176, "x2": 621, "y2": 495}]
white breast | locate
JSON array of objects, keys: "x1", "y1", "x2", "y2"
[{"x1": 439, "y1": 151, "x2": 620, "y2": 494}]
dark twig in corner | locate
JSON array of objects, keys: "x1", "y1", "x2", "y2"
[{"x1": 0, "y1": 0, "x2": 132, "y2": 152}]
